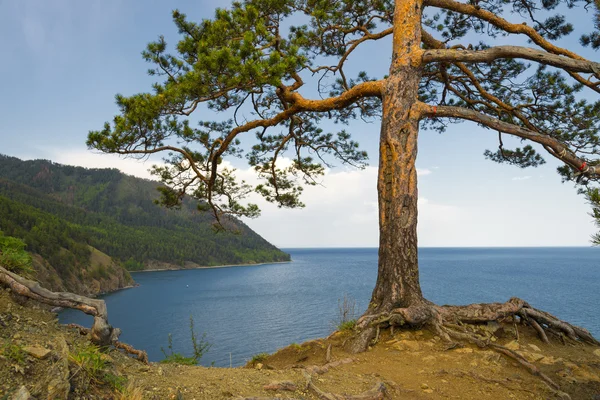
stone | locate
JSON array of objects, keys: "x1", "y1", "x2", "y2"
[
  {"x1": 527, "y1": 344, "x2": 541, "y2": 353},
  {"x1": 23, "y1": 345, "x2": 51, "y2": 360},
  {"x1": 593, "y1": 349, "x2": 600, "y2": 358},
  {"x1": 424, "y1": 389, "x2": 434, "y2": 394},
  {"x1": 394, "y1": 340, "x2": 420, "y2": 351},
  {"x1": 539, "y1": 356, "x2": 563, "y2": 365},
  {"x1": 263, "y1": 381, "x2": 297, "y2": 391},
  {"x1": 484, "y1": 321, "x2": 502, "y2": 334},
  {"x1": 10, "y1": 386, "x2": 33, "y2": 400},
  {"x1": 420, "y1": 383, "x2": 430, "y2": 390},
  {"x1": 504, "y1": 341, "x2": 520, "y2": 351},
  {"x1": 255, "y1": 363, "x2": 263, "y2": 370},
  {"x1": 454, "y1": 347, "x2": 473, "y2": 354},
  {"x1": 517, "y1": 351, "x2": 544, "y2": 363}
]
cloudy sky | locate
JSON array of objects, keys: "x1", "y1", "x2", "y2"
[{"x1": 0, "y1": 0, "x2": 598, "y2": 247}]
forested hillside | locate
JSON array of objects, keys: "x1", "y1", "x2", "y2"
[{"x1": 0, "y1": 155, "x2": 289, "y2": 293}]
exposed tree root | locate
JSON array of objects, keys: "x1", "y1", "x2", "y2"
[
  {"x1": 67, "y1": 323, "x2": 149, "y2": 363},
  {"x1": 303, "y1": 371, "x2": 386, "y2": 400},
  {"x1": 347, "y1": 297, "x2": 599, "y2": 397},
  {"x1": 0, "y1": 265, "x2": 147, "y2": 362}
]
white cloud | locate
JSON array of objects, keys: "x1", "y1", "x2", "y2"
[
  {"x1": 512, "y1": 176, "x2": 531, "y2": 181},
  {"x1": 417, "y1": 168, "x2": 433, "y2": 176}
]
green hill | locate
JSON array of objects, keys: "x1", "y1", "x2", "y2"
[{"x1": 0, "y1": 154, "x2": 289, "y2": 294}]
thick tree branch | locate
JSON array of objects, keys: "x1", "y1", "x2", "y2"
[
  {"x1": 423, "y1": 46, "x2": 600, "y2": 74},
  {"x1": 209, "y1": 80, "x2": 384, "y2": 184},
  {"x1": 416, "y1": 102, "x2": 598, "y2": 175},
  {"x1": 421, "y1": 31, "x2": 540, "y2": 132},
  {"x1": 424, "y1": 0, "x2": 600, "y2": 92}
]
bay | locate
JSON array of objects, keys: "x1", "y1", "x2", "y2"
[{"x1": 59, "y1": 247, "x2": 600, "y2": 367}]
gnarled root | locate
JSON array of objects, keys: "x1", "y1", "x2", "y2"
[
  {"x1": 303, "y1": 371, "x2": 386, "y2": 400},
  {"x1": 347, "y1": 297, "x2": 598, "y2": 397},
  {"x1": 0, "y1": 265, "x2": 146, "y2": 362}
]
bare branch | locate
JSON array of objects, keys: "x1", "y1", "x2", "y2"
[{"x1": 423, "y1": 46, "x2": 600, "y2": 74}]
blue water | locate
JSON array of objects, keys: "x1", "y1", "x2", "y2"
[{"x1": 59, "y1": 247, "x2": 600, "y2": 367}]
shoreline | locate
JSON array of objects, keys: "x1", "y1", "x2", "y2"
[{"x1": 130, "y1": 260, "x2": 292, "y2": 273}]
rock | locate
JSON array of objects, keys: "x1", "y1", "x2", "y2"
[
  {"x1": 594, "y1": 349, "x2": 600, "y2": 358},
  {"x1": 10, "y1": 386, "x2": 33, "y2": 400},
  {"x1": 454, "y1": 347, "x2": 473, "y2": 354},
  {"x1": 504, "y1": 341, "x2": 520, "y2": 351},
  {"x1": 394, "y1": 340, "x2": 420, "y2": 351},
  {"x1": 539, "y1": 356, "x2": 563, "y2": 365},
  {"x1": 527, "y1": 344, "x2": 541, "y2": 353},
  {"x1": 23, "y1": 345, "x2": 51, "y2": 360},
  {"x1": 516, "y1": 351, "x2": 544, "y2": 363},
  {"x1": 263, "y1": 381, "x2": 297, "y2": 391},
  {"x1": 158, "y1": 367, "x2": 164, "y2": 376},
  {"x1": 484, "y1": 321, "x2": 501, "y2": 335},
  {"x1": 255, "y1": 363, "x2": 263, "y2": 370},
  {"x1": 424, "y1": 389, "x2": 434, "y2": 394},
  {"x1": 421, "y1": 383, "x2": 430, "y2": 390}
]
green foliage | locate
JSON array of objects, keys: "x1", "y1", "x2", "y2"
[
  {"x1": 161, "y1": 316, "x2": 211, "y2": 365},
  {"x1": 69, "y1": 343, "x2": 108, "y2": 383},
  {"x1": 68, "y1": 343, "x2": 129, "y2": 393},
  {"x1": 337, "y1": 320, "x2": 357, "y2": 332},
  {"x1": 588, "y1": 188, "x2": 600, "y2": 245},
  {"x1": 123, "y1": 258, "x2": 144, "y2": 271},
  {"x1": 1, "y1": 340, "x2": 26, "y2": 365},
  {"x1": 0, "y1": 231, "x2": 33, "y2": 276},
  {"x1": 250, "y1": 352, "x2": 269, "y2": 363},
  {"x1": 0, "y1": 155, "x2": 290, "y2": 277}
]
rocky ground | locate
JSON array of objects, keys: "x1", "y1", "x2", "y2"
[{"x1": 1, "y1": 286, "x2": 600, "y2": 399}]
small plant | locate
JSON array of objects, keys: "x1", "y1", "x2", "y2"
[
  {"x1": 103, "y1": 372, "x2": 128, "y2": 393},
  {"x1": 250, "y1": 352, "x2": 269, "y2": 364},
  {"x1": 290, "y1": 342, "x2": 307, "y2": 352},
  {"x1": 69, "y1": 343, "x2": 107, "y2": 383},
  {"x1": 1, "y1": 341, "x2": 26, "y2": 365},
  {"x1": 161, "y1": 316, "x2": 211, "y2": 365},
  {"x1": 337, "y1": 319, "x2": 357, "y2": 331},
  {"x1": 332, "y1": 293, "x2": 357, "y2": 332}
]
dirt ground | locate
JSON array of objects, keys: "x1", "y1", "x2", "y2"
[{"x1": 1, "y1": 287, "x2": 600, "y2": 399}]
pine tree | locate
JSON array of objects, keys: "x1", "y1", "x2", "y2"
[{"x1": 88, "y1": 0, "x2": 600, "y2": 352}]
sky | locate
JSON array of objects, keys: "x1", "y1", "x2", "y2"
[{"x1": 0, "y1": 0, "x2": 599, "y2": 248}]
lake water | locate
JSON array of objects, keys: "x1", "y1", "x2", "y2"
[{"x1": 59, "y1": 247, "x2": 600, "y2": 367}]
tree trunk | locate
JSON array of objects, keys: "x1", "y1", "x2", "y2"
[{"x1": 369, "y1": 0, "x2": 425, "y2": 313}]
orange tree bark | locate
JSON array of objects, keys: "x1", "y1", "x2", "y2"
[{"x1": 370, "y1": 0, "x2": 426, "y2": 313}]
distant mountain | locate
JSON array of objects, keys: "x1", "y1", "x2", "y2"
[{"x1": 0, "y1": 154, "x2": 290, "y2": 295}]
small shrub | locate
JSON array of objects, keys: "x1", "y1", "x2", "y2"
[
  {"x1": 160, "y1": 316, "x2": 211, "y2": 365},
  {"x1": 250, "y1": 352, "x2": 269, "y2": 363},
  {"x1": 337, "y1": 319, "x2": 357, "y2": 331},
  {"x1": 103, "y1": 372, "x2": 128, "y2": 393},
  {"x1": 290, "y1": 343, "x2": 307, "y2": 352},
  {"x1": 69, "y1": 343, "x2": 107, "y2": 383},
  {"x1": 332, "y1": 293, "x2": 357, "y2": 332},
  {"x1": 1, "y1": 341, "x2": 26, "y2": 365}
]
